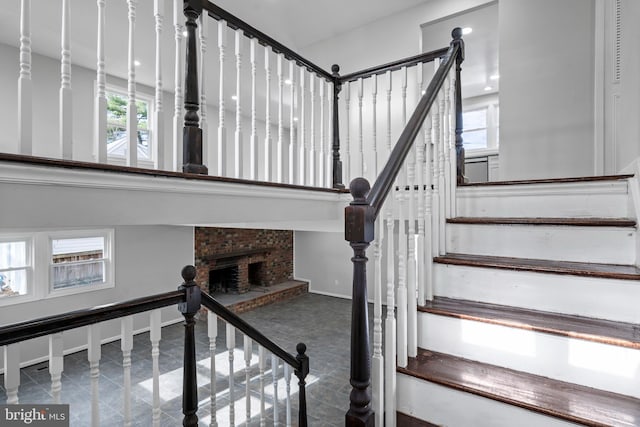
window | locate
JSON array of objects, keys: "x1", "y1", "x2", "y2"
[
  {"x1": 106, "y1": 90, "x2": 152, "y2": 161},
  {"x1": 0, "y1": 239, "x2": 31, "y2": 301},
  {"x1": 462, "y1": 108, "x2": 488, "y2": 150},
  {"x1": 462, "y1": 96, "x2": 499, "y2": 152},
  {"x1": 48, "y1": 230, "x2": 114, "y2": 296}
]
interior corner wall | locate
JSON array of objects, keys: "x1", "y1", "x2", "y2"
[
  {"x1": 0, "y1": 225, "x2": 194, "y2": 369},
  {"x1": 294, "y1": 230, "x2": 373, "y2": 301},
  {"x1": 498, "y1": 0, "x2": 596, "y2": 180},
  {"x1": 300, "y1": 0, "x2": 494, "y2": 75}
]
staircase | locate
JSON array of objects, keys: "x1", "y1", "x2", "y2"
[{"x1": 396, "y1": 174, "x2": 640, "y2": 426}]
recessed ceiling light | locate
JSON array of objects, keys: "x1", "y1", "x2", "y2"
[
  {"x1": 293, "y1": 117, "x2": 299, "y2": 122},
  {"x1": 285, "y1": 79, "x2": 292, "y2": 85},
  {"x1": 490, "y1": 74, "x2": 500, "y2": 80},
  {"x1": 134, "y1": 60, "x2": 141, "y2": 67},
  {"x1": 462, "y1": 27, "x2": 473, "y2": 35},
  {"x1": 484, "y1": 86, "x2": 492, "y2": 91},
  {"x1": 231, "y1": 95, "x2": 238, "y2": 101}
]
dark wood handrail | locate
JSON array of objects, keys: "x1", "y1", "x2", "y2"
[
  {"x1": 339, "y1": 47, "x2": 450, "y2": 84},
  {"x1": 367, "y1": 41, "x2": 461, "y2": 217},
  {"x1": 201, "y1": 292, "x2": 299, "y2": 369},
  {"x1": 202, "y1": 1, "x2": 333, "y2": 81},
  {"x1": 0, "y1": 290, "x2": 185, "y2": 347}
]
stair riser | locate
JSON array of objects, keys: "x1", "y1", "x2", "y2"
[
  {"x1": 417, "y1": 313, "x2": 640, "y2": 398},
  {"x1": 456, "y1": 181, "x2": 631, "y2": 218},
  {"x1": 434, "y1": 264, "x2": 640, "y2": 323},
  {"x1": 397, "y1": 374, "x2": 581, "y2": 427},
  {"x1": 446, "y1": 223, "x2": 636, "y2": 264}
]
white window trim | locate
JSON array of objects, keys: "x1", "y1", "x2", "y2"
[
  {"x1": 46, "y1": 229, "x2": 115, "y2": 298},
  {"x1": 463, "y1": 93, "x2": 499, "y2": 152},
  {"x1": 104, "y1": 84, "x2": 156, "y2": 168},
  {"x1": 0, "y1": 234, "x2": 36, "y2": 307}
]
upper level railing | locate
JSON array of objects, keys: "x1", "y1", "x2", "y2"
[
  {"x1": 3, "y1": 0, "x2": 465, "y2": 193},
  {"x1": 0, "y1": 265, "x2": 309, "y2": 427}
]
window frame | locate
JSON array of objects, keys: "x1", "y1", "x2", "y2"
[
  {"x1": 46, "y1": 229, "x2": 115, "y2": 298},
  {"x1": 0, "y1": 234, "x2": 35, "y2": 306},
  {"x1": 462, "y1": 93, "x2": 499, "y2": 153}
]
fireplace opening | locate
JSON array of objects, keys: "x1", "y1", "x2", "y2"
[
  {"x1": 248, "y1": 262, "x2": 265, "y2": 288},
  {"x1": 209, "y1": 265, "x2": 239, "y2": 293}
]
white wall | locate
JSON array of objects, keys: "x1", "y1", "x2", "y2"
[
  {"x1": 0, "y1": 225, "x2": 194, "y2": 369},
  {"x1": 498, "y1": 0, "x2": 596, "y2": 180}
]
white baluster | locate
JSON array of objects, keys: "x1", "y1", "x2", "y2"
[
  {"x1": 284, "y1": 364, "x2": 292, "y2": 427},
  {"x1": 308, "y1": 74, "x2": 316, "y2": 186},
  {"x1": 325, "y1": 80, "x2": 333, "y2": 188},
  {"x1": 416, "y1": 64, "x2": 426, "y2": 306},
  {"x1": 217, "y1": 20, "x2": 227, "y2": 176},
  {"x1": 150, "y1": 309, "x2": 162, "y2": 427},
  {"x1": 49, "y1": 333, "x2": 64, "y2": 404},
  {"x1": 397, "y1": 66, "x2": 409, "y2": 369},
  {"x1": 4, "y1": 344, "x2": 20, "y2": 404},
  {"x1": 264, "y1": 46, "x2": 272, "y2": 181},
  {"x1": 276, "y1": 54, "x2": 285, "y2": 183},
  {"x1": 385, "y1": 71, "x2": 392, "y2": 152},
  {"x1": 431, "y1": 97, "x2": 441, "y2": 260},
  {"x1": 298, "y1": 68, "x2": 306, "y2": 185},
  {"x1": 173, "y1": 0, "x2": 184, "y2": 171},
  {"x1": 343, "y1": 81, "x2": 351, "y2": 183},
  {"x1": 154, "y1": 0, "x2": 165, "y2": 169},
  {"x1": 88, "y1": 324, "x2": 101, "y2": 427},
  {"x1": 424, "y1": 111, "x2": 434, "y2": 301},
  {"x1": 372, "y1": 217, "x2": 384, "y2": 427},
  {"x1": 198, "y1": 11, "x2": 207, "y2": 172},
  {"x1": 357, "y1": 78, "x2": 364, "y2": 178},
  {"x1": 93, "y1": 0, "x2": 106, "y2": 163},
  {"x1": 371, "y1": 74, "x2": 378, "y2": 178},
  {"x1": 250, "y1": 39, "x2": 258, "y2": 180},
  {"x1": 407, "y1": 131, "x2": 418, "y2": 360},
  {"x1": 234, "y1": 30, "x2": 244, "y2": 179},
  {"x1": 259, "y1": 346, "x2": 266, "y2": 427},
  {"x1": 443, "y1": 76, "x2": 452, "y2": 220},
  {"x1": 244, "y1": 335, "x2": 252, "y2": 427},
  {"x1": 59, "y1": 0, "x2": 72, "y2": 160},
  {"x1": 318, "y1": 78, "x2": 325, "y2": 186},
  {"x1": 18, "y1": 0, "x2": 32, "y2": 155},
  {"x1": 121, "y1": 316, "x2": 134, "y2": 427},
  {"x1": 125, "y1": 0, "x2": 138, "y2": 167},
  {"x1": 271, "y1": 354, "x2": 279, "y2": 424},
  {"x1": 448, "y1": 72, "x2": 458, "y2": 217},
  {"x1": 384, "y1": 201, "x2": 396, "y2": 427},
  {"x1": 438, "y1": 91, "x2": 446, "y2": 255},
  {"x1": 226, "y1": 322, "x2": 236, "y2": 426},
  {"x1": 288, "y1": 62, "x2": 297, "y2": 185},
  {"x1": 207, "y1": 312, "x2": 219, "y2": 427}
]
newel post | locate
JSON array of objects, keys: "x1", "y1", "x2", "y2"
[
  {"x1": 345, "y1": 178, "x2": 375, "y2": 426},
  {"x1": 294, "y1": 342, "x2": 310, "y2": 427},
  {"x1": 178, "y1": 265, "x2": 201, "y2": 427},
  {"x1": 332, "y1": 64, "x2": 345, "y2": 189},
  {"x1": 182, "y1": 0, "x2": 208, "y2": 174},
  {"x1": 451, "y1": 27, "x2": 466, "y2": 184}
]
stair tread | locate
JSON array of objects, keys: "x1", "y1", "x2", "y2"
[
  {"x1": 397, "y1": 412, "x2": 440, "y2": 426},
  {"x1": 434, "y1": 253, "x2": 640, "y2": 280},
  {"x1": 419, "y1": 296, "x2": 640, "y2": 349},
  {"x1": 399, "y1": 348, "x2": 640, "y2": 427},
  {"x1": 460, "y1": 174, "x2": 633, "y2": 187},
  {"x1": 447, "y1": 217, "x2": 636, "y2": 227}
]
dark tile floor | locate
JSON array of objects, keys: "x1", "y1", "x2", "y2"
[{"x1": 1, "y1": 293, "x2": 370, "y2": 426}]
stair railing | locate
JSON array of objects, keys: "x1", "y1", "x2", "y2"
[
  {"x1": 344, "y1": 29, "x2": 464, "y2": 427},
  {"x1": 0, "y1": 265, "x2": 309, "y2": 427}
]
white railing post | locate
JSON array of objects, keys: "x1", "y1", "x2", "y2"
[
  {"x1": 59, "y1": 0, "x2": 73, "y2": 160},
  {"x1": 357, "y1": 78, "x2": 364, "y2": 178},
  {"x1": 276, "y1": 54, "x2": 284, "y2": 183},
  {"x1": 443, "y1": 76, "x2": 452, "y2": 220},
  {"x1": 217, "y1": 21, "x2": 228, "y2": 176},
  {"x1": 198, "y1": 12, "x2": 208, "y2": 172},
  {"x1": 153, "y1": 0, "x2": 165, "y2": 170},
  {"x1": 234, "y1": 30, "x2": 244, "y2": 179},
  {"x1": 416, "y1": 64, "x2": 426, "y2": 306},
  {"x1": 259, "y1": 346, "x2": 267, "y2": 427},
  {"x1": 384, "y1": 200, "x2": 396, "y2": 427},
  {"x1": 448, "y1": 72, "x2": 458, "y2": 217},
  {"x1": 87, "y1": 324, "x2": 101, "y2": 427},
  {"x1": 244, "y1": 335, "x2": 252, "y2": 427},
  {"x1": 18, "y1": 0, "x2": 32, "y2": 155},
  {"x1": 424, "y1": 110, "x2": 434, "y2": 301},
  {"x1": 207, "y1": 311, "x2": 218, "y2": 427},
  {"x1": 173, "y1": 0, "x2": 185, "y2": 171},
  {"x1": 94, "y1": 0, "x2": 107, "y2": 164},
  {"x1": 288, "y1": 62, "x2": 297, "y2": 185},
  {"x1": 371, "y1": 74, "x2": 378, "y2": 178},
  {"x1": 308, "y1": 73, "x2": 316, "y2": 187},
  {"x1": 271, "y1": 354, "x2": 279, "y2": 424},
  {"x1": 438, "y1": 91, "x2": 446, "y2": 255},
  {"x1": 284, "y1": 364, "x2": 292, "y2": 427},
  {"x1": 372, "y1": 217, "x2": 384, "y2": 427},
  {"x1": 4, "y1": 344, "x2": 20, "y2": 404},
  {"x1": 250, "y1": 39, "x2": 258, "y2": 180},
  {"x1": 49, "y1": 333, "x2": 64, "y2": 404},
  {"x1": 343, "y1": 81, "x2": 351, "y2": 184},
  {"x1": 150, "y1": 309, "x2": 162, "y2": 427},
  {"x1": 431, "y1": 95, "x2": 441, "y2": 260},
  {"x1": 226, "y1": 322, "x2": 236, "y2": 426},
  {"x1": 264, "y1": 46, "x2": 272, "y2": 181},
  {"x1": 318, "y1": 79, "x2": 325, "y2": 186},
  {"x1": 325, "y1": 80, "x2": 333, "y2": 188},
  {"x1": 121, "y1": 316, "x2": 134, "y2": 427},
  {"x1": 126, "y1": 0, "x2": 138, "y2": 167},
  {"x1": 407, "y1": 136, "x2": 418, "y2": 360},
  {"x1": 298, "y1": 67, "x2": 306, "y2": 185}
]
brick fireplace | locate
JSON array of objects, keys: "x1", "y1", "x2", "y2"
[{"x1": 195, "y1": 227, "x2": 293, "y2": 294}]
